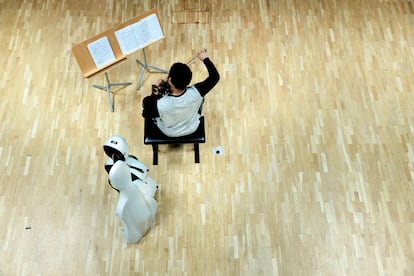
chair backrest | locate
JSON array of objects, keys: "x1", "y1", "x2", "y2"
[{"x1": 109, "y1": 160, "x2": 157, "y2": 243}]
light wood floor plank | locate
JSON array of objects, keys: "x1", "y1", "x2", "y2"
[{"x1": 1, "y1": 0, "x2": 414, "y2": 275}]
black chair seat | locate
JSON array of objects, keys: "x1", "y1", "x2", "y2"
[{"x1": 144, "y1": 116, "x2": 206, "y2": 165}]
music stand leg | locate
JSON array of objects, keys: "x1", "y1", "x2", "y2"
[
  {"x1": 92, "y1": 72, "x2": 132, "y2": 112},
  {"x1": 136, "y1": 48, "x2": 169, "y2": 90}
]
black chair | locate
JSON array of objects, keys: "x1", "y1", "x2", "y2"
[{"x1": 144, "y1": 117, "x2": 206, "y2": 165}]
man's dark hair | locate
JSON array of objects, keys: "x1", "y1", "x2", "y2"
[{"x1": 168, "y1": 63, "x2": 192, "y2": 90}]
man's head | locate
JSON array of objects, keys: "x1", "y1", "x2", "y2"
[{"x1": 168, "y1": 62, "x2": 192, "y2": 90}]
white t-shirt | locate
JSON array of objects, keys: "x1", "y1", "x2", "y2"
[{"x1": 155, "y1": 86, "x2": 203, "y2": 137}]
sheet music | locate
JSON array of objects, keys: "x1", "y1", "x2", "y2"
[
  {"x1": 140, "y1": 13, "x2": 163, "y2": 44},
  {"x1": 115, "y1": 25, "x2": 141, "y2": 54},
  {"x1": 87, "y1": 36, "x2": 116, "y2": 68},
  {"x1": 115, "y1": 13, "x2": 164, "y2": 55}
]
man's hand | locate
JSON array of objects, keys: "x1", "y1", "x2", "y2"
[
  {"x1": 197, "y1": 49, "x2": 208, "y2": 61},
  {"x1": 154, "y1": 79, "x2": 164, "y2": 86}
]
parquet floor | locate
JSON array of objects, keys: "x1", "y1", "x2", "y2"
[{"x1": 1, "y1": 0, "x2": 414, "y2": 275}]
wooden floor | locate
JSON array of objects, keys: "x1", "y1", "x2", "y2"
[{"x1": 1, "y1": 0, "x2": 414, "y2": 275}]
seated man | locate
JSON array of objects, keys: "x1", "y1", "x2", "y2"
[{"x1": 142, "y1": 49, "x2": 220, "y2": 137}]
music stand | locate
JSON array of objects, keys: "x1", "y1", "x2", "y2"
[
  {"x1": 72, "y1": 10, "x2": 166, "y2": 110},
  {"x1": 93, "y1": 72, "x2": 132, "y2": 112},
  {"x1": 136, "y1": 48, "x2": 169, "y2": 90}
]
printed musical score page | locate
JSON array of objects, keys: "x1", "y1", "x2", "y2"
[
  {"x1": 115, "y1": 13, "x2": 164, "y2": 55},
  {"x1": 87, "y1": 36, "x2": 116, "y2": 68}
]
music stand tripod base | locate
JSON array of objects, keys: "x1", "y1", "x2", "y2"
[
  {"x1": 136, "y1": 48, "x2": 169, "y2": 90},
  {"x1": 93, "y1": 72, "x2": 132, "y2": 112}
]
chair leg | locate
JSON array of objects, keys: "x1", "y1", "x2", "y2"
[
  {"x1": 152, "y1": 144, "x2": 159, "y2": 165},
  {"x1": 194, "y1": 143, "x2": 200, "y2": 163}
]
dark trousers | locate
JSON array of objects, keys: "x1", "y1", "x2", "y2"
[{"x1": 142, "y1": 95, "x2": 159, "y2": 119}]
